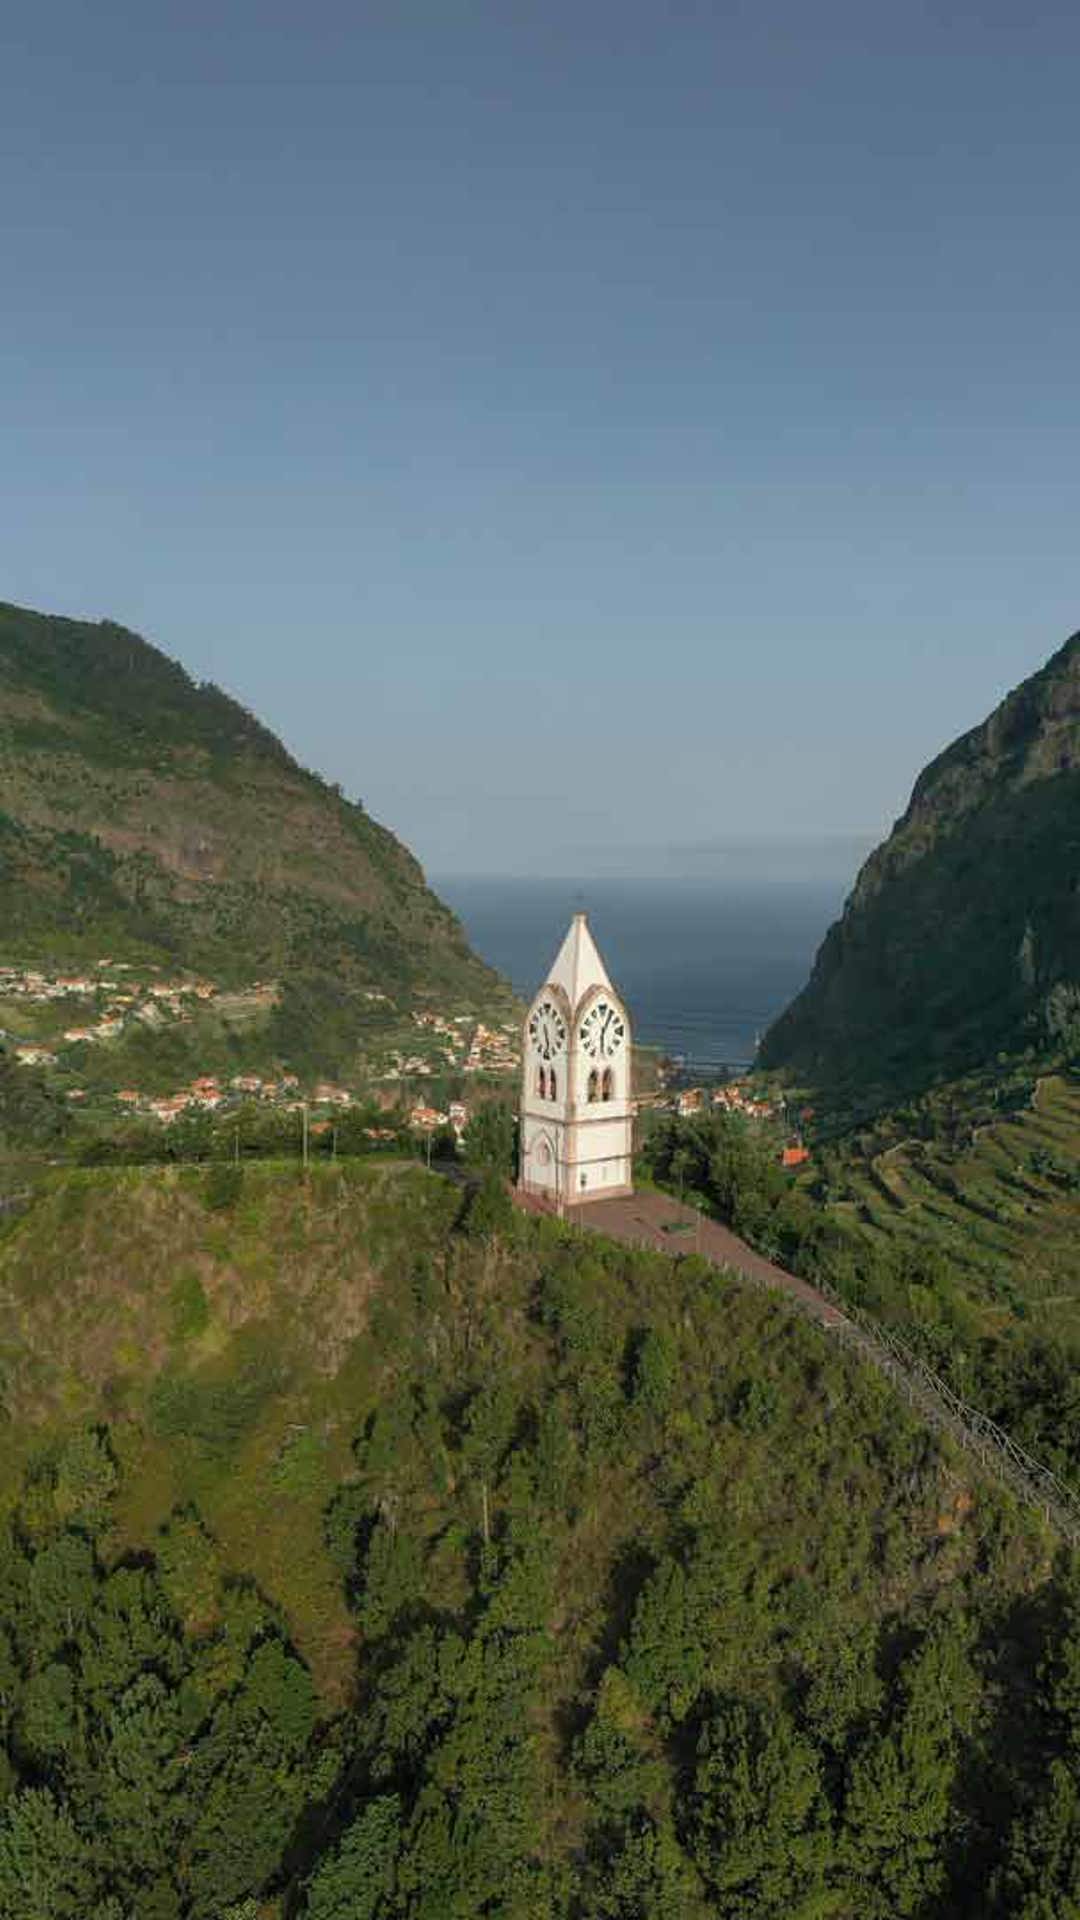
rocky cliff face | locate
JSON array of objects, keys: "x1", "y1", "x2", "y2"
[
  {"x1": 0, "y1": 599, "x2": 503, "y2": 1011},
  {"x1": 759, "y1": 632, "x2": 1080, "y2": 1103}
]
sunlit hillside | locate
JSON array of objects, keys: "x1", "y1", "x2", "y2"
[{"x1": 0, "y1": 1156, "x2": 1068, "y2": 1916}]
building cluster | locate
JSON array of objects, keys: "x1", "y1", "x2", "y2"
[
  {"x1": 640, "y1": 1081, "x2": 809, "y2": 1168},
  {"x1": 408, "y1": 1099, "x2": 469, "y2": 1139},
  {"x1": 4, "y1": 956, "x2": 515, "y2": 1146},
  {"x1": 0, "y1": 960, "x2": 277, "y2": 1054},
  {"x1": 95, "y1": 1072, "x2": 475, "y2": 1143},
  {"x1": 12, "y1": 1043, "x2": 59, "y2": 1067},
  {"x1": 700, "y1": 1082, "x2": 779, "y2": 1121},
  {"x1": 379, "y1": 1013, "x2": 519, "y2": 1082},
  {"x1": 463, "y1": 1022, "x2": 518, "y2": 1074},
  {"x1": 638, "y1": 1081, "x2": 782, "y2": 1122},
  {"x1": 113, "y1": 1072, "x2": 304, "y2": 1125}
]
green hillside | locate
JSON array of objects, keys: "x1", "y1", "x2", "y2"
[
  {"x1": 814, "y1": 1071, "x2": 1080, "y2": 1334},
  {"x1": 760, "y1": 630, "x2": 1080, "y2": 1108},
  {"x1": 0, "y1": 601, "x2": 513, "y2": 1075},
  {"x1": 0, "y1": 1157, "x2": 1077, "y2": 1918}
]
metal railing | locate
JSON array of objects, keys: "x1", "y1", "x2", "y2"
[
  {"x1": 780, "y1": 1265, "x2": 1080, "y2": 1544},
  {"x1": 562, "y1": 1191, "x2": 1080, "y2": 1545}
]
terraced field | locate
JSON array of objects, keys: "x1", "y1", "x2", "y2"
[{"x1": 823, "y1": 1072, "x2": 1080, "y2": 1338}]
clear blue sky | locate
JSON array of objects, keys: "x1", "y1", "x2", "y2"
[{"x1": 3, "y1": 1, "x2": 1078, "y2": 876}]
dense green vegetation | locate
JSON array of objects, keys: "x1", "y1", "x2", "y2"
[
  {"x1": 0, "y1": 1156, "x2": 1074, "y2": 1915},
  {"x1": 9, "y1": 601, "x2": 1080, "y2": 1912},
  {"x1": 0, "y1": 1050, "x2": 68, "y2": 1154},
  {"x1": 642, "y1": 1090, "x2": 1080, "y2": 1495},
  {"x1": 0, "y1": 601, "x2": 514, "y2": 1073},
  {"x1": 761, "y1": 629, "x2": 1080, "y2": 1109}
]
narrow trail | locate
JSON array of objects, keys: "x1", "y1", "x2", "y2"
[{"x1": 514, "y1": 1184, "x2": 1080, "y2": 1546}]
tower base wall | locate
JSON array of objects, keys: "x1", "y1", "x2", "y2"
[{"x1": 517, "y1": 1176, "x2": 634, "y2": 1211}]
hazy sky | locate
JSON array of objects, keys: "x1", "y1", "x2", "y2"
[{"x1": 3, "y1": 2, "x2": 1078, "y2": 876}]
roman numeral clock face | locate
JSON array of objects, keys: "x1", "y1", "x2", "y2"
[
  {"x1": 528, "y1": 999, "x2": 567, "y2": 1060},
  {"x1": 580, "y1": 1000, "x2": 626, "y2": 1059}
]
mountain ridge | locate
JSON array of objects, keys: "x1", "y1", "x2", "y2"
[
  {"x1": 0, "y1": 599, "x2": 511, "y2": 1072},
  {"x1": 760, "y1": 630, "x2": 1080, "y2": 1105}
]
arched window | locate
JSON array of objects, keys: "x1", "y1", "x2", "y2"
[
  {"x1": 602, "y1": 1068, "x2": 614, "y2": 1102},
  {"x1": 549, "y1": 1069, "x2": 557, "y2": 1100},
  {"x1": 537, "y1": 1065, "x2": 547, "y2": 1099},
  {"x1": 587, "y1": 1069, "x2": 599, "y2": 1103}
]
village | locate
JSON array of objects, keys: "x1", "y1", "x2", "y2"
[
  {"x1": 0, "y1": 959, "x2": 240, "y2": 1056},
  {"x1": 640, "y1": 1077, "x2": 806, "y2": 1164},
  {"x1": 0, "y1": 958, "x2": 523, "y2": 1143},
  {"x1": 0, "y1": 957, "x2": 805, "y2": 1161}
]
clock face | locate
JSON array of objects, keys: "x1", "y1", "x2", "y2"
[
  {"x1": 579, "y1": 999, "x2": 626, "y2": 1060},
  {"x1": 528, "y1": 998, "x2": 567, "y2": 1061}
]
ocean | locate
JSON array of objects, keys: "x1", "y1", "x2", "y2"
[{"x1": 435, "y1": 874, "x2": 848, "y2": 1073}]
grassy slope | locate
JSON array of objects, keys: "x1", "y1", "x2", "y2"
[
  {"x1": 0, "y1": 1160, "x2": 1051, "y2": 1734},
  {"x1": 0, "y1": 1160, "x2": 442, "y2": 1700}
]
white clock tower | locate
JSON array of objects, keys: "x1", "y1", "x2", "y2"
[{"x1": 519, "y1": 911, "x2": 633, "y2": 1210}]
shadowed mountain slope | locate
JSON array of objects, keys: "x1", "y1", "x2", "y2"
[{"x1": 760, "y1": 631, "x2": 1080, "y2": 1105}]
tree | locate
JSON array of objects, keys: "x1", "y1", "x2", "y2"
[
  {"x1": 0, "y1": 1627, "x2": 19, "y2": 1750},
  {"x1": 0, "y1": 1049, "x2": 69, "y2": 1150},
  {"x1": 75, "y1": 1566, "x2": 179, "y2": 1719},
  {"x1": 998, "y1": 1758, "x2": 1080, "y2": 1919},
  {"x1": 82, "y1": 1675, "x2": 186, "y2": 1902},
  {"x1": 50, "y1": 1431, "x2": 117, "y2": 1536},
  {"x1": 305, "y1": 1795, "x2": 401, "y2": 1920},
  {"x1": 995, "y1": 1559, "x2": 1080, "y2": 1918},
  {"x1": 185, "y1": 1714, "x2": 299, "y2": 1917},
  {"x1": 389, "y1": 1530, "x2": 554, "y2": 1918},
  {"x1": 27, "y1": 1536, "x2": 97, "y2": 1663},
  {"x1": 0, "y1": 1530, "x2": 30, "y2": 1661},
  {"x1": 688, "y1": 1698, "x2": 830, "y2": 1918},
  {"x1": 461, "y1": 1101, "x2": 517, "y2": 1177},
  {"x1": 183, "y1": 1638, "x2": 322, "y2": 1917},
  {"x1": 461, "y1": 1173, "x2": 514, "y2": 1241},
  {"x1": 838, "y1": 1617, "x2": 974, "y2": 1917},
  {"x1": 1037, "y1": 1555, "x2": 1080, "y2": 1745},
  {"x1": 624, "y1": 1558, "x2": 712, "y2": 1725},
  {"x1": 629, "y1": 1328, "x2": 676, "y2": 1418},
  {"x1": 16, "y1": 1665, "x2": 76, "y2": 1769},
  {"x1": 0, "y1": 1789, "x2": 97, "y2": 1920},
  {"x1": 581, "y1": 1815, "x2": 705, "y2": 1919},
  {"x1": 575, "y1": 1667, "x2": 667, "y2": 1822},
  {"x1": 243, "y1": 1638, "x2": 317, "y2": 1755}
]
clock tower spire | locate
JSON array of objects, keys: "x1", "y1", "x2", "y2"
[{"x1": 519, "y1": 911, "x2": 634, "y2": 1210}]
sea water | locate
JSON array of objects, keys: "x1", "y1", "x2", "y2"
[{"x1": 435, "y1": 874, "x2": 848, "y2": 1073}]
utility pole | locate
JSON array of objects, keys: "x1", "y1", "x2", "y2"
[{"x1": 301, "y1": 1101, "x2": 309, "y2": 1171}]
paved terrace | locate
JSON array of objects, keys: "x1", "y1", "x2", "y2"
[{"x1": 514, "y1": 1186, "x2": 848, "y2": 1332}]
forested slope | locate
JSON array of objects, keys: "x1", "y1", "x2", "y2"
[{"x1": 0, "y1": 1159, "x2": 1075, "y2": 1917}]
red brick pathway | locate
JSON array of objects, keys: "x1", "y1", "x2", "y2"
[{"x1": 514, "y1": 1186, "x2": 848, "y2": 1331}]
